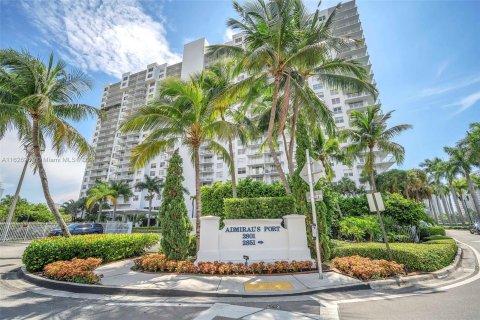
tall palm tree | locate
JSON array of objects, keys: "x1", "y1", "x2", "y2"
[
  {"x1": 134, "y1": 175, "x2": 163, "y2": 227},
  {"x1": 420, "y1": 158, "x2": 454, "y2": 224},
  {"x1": 208, "y1": 0, "x2": 376, "y2": 194},
  {"x1": 61, "y1": 199, "x2": 78, "y2": 221},
  {"x1": 0, "y1": 49, "x2": 100, "y2": 237},
  {"x1": 86, "y1": 182, "x2": 118, "y2": 222},
  {"x1": 334, "y1": 177, "x2": 359, "y2": 197},
  {"x1": 121, "y1": 73, "x2": 234, "y2": 248},
  {"x1": 310, "y1": 127, "x2": 348, "y2": 181},
  {"x1": 445, "y1": 145, "x2": 480, "y2": 218},
  {"x1": 109, "y1": 180, "x2": 133, "y2": 222},
  {"x1": 452, "y1": 178, "x2": 473, "y2": 224},
  {"x1": 342, "y1": 105, "x2": 411, "y2": 258},
  {"x1": 445, "y1": 160, "x2": 466, "y2": 224}
]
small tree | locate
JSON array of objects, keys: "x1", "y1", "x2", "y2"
[{"x1": 159, "y1": 151, "x2": 192, "y2": 260}]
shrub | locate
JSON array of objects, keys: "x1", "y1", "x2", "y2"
[
  {"x1": 201, "y1": 178, "x2": 287, "y2": 218},
  {"x1": 132, "y1": 227, "x2": 162, "y2": 233},
  {"x1": 23, "y1": 234, "x2": 159, "y2": 272},
  {"x1": 383, "y1": 193, "x2": 425, "y2": 226},
  {"x1": 338, "y1": 196, "x2": 369, "y2": 217},
  {"x1": 420, "y1": 226, "x2": 446, "y2": 240},
  {"x1": 332, "y1": 255, "x2": 404, "y2": 280},
  {"x1": 424, "y1": 235, "x2": 451, "y2": 241},
  {"x1": 223, "y1": 196, "x2": 295, "y2": 219},
  {"x1": 332, "y1": 239, "x2": 457, "y2": 272},
  {"x1": 134, "y1": 254, "x2": 313, "y2": 275},
  {"x1": 338, "y1": 216, "x2": 380, "y2": 242},
  {"x1": 43, "y1": 258, "x2": 102, "y2": 284}
]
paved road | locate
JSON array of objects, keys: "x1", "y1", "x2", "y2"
[{"x1": 0, "y1": 231, "x2": 479, "y2": 319}]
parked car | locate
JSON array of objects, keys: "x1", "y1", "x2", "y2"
[
  {"x1": 48, "y1": 223, "x2": 104, "y2": 236},
  {"x1": 470, "y1": 220, "x2": 480, "y2": 235}
]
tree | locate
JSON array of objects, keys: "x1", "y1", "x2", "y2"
[
  {"x1": 334, "y1": 177, "x2": 361, "y2": 197},
  {"x1": 134, "y1": 175, "x2": 163, "y2": 227},
  {"x1": 109, "y1": 180, "x2": 133, "y2": 222},
  {"x1": 61, "y1": 199, "x2": 78, "y2": 221},
  {"x1": 445, "y1": 145, "x2": 480, "y2": 218},
  {"x1": 208, "y1": 0, "x2": 376, "y2": 194},
  {"x1": 310, "y1": 127, "x2": 348, "y2": 181},
  {"x1": 342, "y1": 105, "x2": 411, "y2": 259},
  {"x1": 0, "y1": 49, "x2": 100, "y2": 237},
  {"x1": 159, "y1": 151, "x2": 192, "y2": 259},
  {"x1": 86, "y1": 182, "x2": 118, "y2": 222},
  {"x1": 452, "y1": 178, "x2": 473, "y2": 224},
  {"x1": 121, "y1": 73, "x2": 234, "y2": 249}
]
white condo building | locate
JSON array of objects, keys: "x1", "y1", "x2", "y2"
[{"x1": 79, "y1": 0, "x2": 394, "y2": 217}]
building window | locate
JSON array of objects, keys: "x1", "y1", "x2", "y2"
[
  {"x1": 160, "y1": 162, "x2": 165, "y2": 167},
  {"x1": 157, "y1": 194, "x2": 161, "y2": 200},
  {"x1": 216, "y1": 163, "x2": 223, "y2": 169},
  {"x1": 149, "y1": 88, "x2": 154, "y2": 93},
  {"x1": 104, "y1": 87, "x2": 108, "y2": 92},
  {"x1": 317, "y1": 92, "x2": 324, "y2": 98},
  {"x1": 312, "y1": 83, "x2": 323, "y2": 90},
  {"x1": 238, "y1": 148, "x2": 245, "y2": 155},
  {"x1": 148, "y1": 67, "x2": 154, "y2": 72},
  {"x1": 123, "y1": 76, "x2": 128, "y2": 81},
  {"x1": 147, "y1": 73, "x2": 153, "y2": 78},
  {"x1": 133, "y1": 195, "x2": 139, "y2": 201},
  {"x1": 151, "y1": 163, "x2": 156, "y2": 168},
  {"x1": 238, "y1": 167, "x2": 246, "y2": 174},
  {"x1": 344, "y1": 172, "x2": 354, "y2": 177},
  {"x1": 150, "y1": 171, "x2": 156, "y2": 176},
  {"x1": 235, "y1": 37, "x2": 242, "y2": 43},
  {"x1": 330, "y1": 89, "x2": 339, "y2": 95},
  {"x1": 332, "y1": 98, "x2": 340, "y2": 105},
  {"x1": 216, "y1": 172, "x2": 223, "y2": 178},
  {"x1": 335, "y1": 116, "x2": 344, "y2": 124},
  {"x1": 333, "y1": 107, "x2": 342, "y2": 114}
]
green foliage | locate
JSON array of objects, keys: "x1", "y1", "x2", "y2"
[
  {"x1": 339, "y1": 216, "x2": 380, "y2": 242},
  {"x1": 338, "y1": 196, "x2": 369, "y2": 217},
  {"x1": 0, "y1": 195, "x2": 58, "y2": 222},
  {"x1": 383, "y1": 193, "x2": 425, "y2": 226},
  {"x1": 332, "y1": 238, "x2": 457, "y2": 272},
  {"x1": 420, "y1": 226, "x2": 446, "y2": 240},
  {"x1": 132, "y1": 227, "x2": 162, "y2": 234},
  {"x1": 159, "y1": 151, "x2": 192, "y2": 260},
  {"x1": 22, "y1": 234, "x2": 159, "y2": 272},
  {"x1": 223, "y1": 197, "x2": 295, "y2": 219},
  {"x1": 201, "y1": 178, "x2": 286, "y2": 218}
]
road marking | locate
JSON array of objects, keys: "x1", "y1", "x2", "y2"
[
  {"x1": 244, "y1": 281, "x2": 293, "y2": 291},
  {"x1": 106, "y1": 302, "x2": 213, "y2": 307},
  {"x1": 193, "y1": 303, "x2": 261, "y2": 320}
]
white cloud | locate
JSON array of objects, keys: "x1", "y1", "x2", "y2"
[
  {"x1": 223, "y1": 28, "x2": 234, "y2": 42},
  {"x1": 0, "y1": 131, "x2": 87, "y2": 204},
  {"x1": 21, "y1": 0, "x2": 181, "y2": 78},
  {"x1": 436, "y1": 60, "x2": 449, "y2": 77},
  {"x1": 421, "y1": 74, "x2": 480, "y2": 97},
  {"x1": 454, "y1": 91, "x2": 480, "y2": 114}
]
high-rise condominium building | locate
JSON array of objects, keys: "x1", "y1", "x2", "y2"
[{"x1": 79, "y1": 0, "x2": 393, "y2": 218}]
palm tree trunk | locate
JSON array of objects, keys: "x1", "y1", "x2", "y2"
[
  {"x1": 433, "y1": 195, "x2": 444, "y2": 224},
  {"x1": 227, "y1": 138, "x2": 237, "y2": 198},
  {"x1": 428, "y1": 197, "x2": 439, "y2": 223},
  {"x1": 281, "y1": 131, "x2": 291, "y2": 174},
  {"x1": 194, "y1": 144, "x2": 202, "y2": 250},
  {"x1": 450, "y1": 186, "x2": 465, "y2": 224},
  {"x1": 267, "y1": 74, "x2": 291, "y2": 194},
  {"x1": 439, "y1": 191, "x2": 452, "y2": 225},
  {"x1": 147, "y1": 197, "x2": 152, "y2": 227},
  {"x1": 465, "y1": 172, "x2": 480, "y2": 219},
  {"x1": 446, "y1": 192, "x2": 458, "y2": 224},
  {"x1": 287, "y1": 100, "x2": 299, "y2": 175},
  {"x1": 32, "y1": 118, "x2": 71, "y2": 237},
  {"x1": 96, "y1": 201, "x2": 103, "y2": 222},
  {"x1": 459, "y1": 194, "x2": 473, "y2": 224}
]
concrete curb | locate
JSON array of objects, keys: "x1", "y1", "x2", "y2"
[
  {"x1": 18, "y1": 267, "x2": 370, "y2": 297},
  {"x1": 369, "y1": 245, "x2": 463, "y2": 289}
]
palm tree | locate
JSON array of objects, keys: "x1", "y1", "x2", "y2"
[
  {"x1": 342, "y1": 105, "x2": 411, "y2": 259},
  {"x1": 109, "y1": 180, "x2": 133, "y2": 222},
  {"x1": 134, "y1": 175, "x2": 163, "y2": 227},
  {"x1": 420, "y1": 158, "x2": 454, "y2": 224},
  {"x1": 121, "y1": 73, "x2": 234, "y2": 248},
  {"x1": 445, "y1": 161, "x2": 466, "y2": 224},
  {"x1": 445, "y1": 145, "x2": 480, "y2": 218},
  {"x1": 86, "y1": 182, "x2": 118, "y2": 222},
  {"x1": 334, "y1": 177, "x2": 359, "y2": 197},
  {"x1": 310, "y1": 127, "x2": 348, "y2": 181},
  {"x1": 0, "y1": 49, "x2": 100, "y2": 237},
  {"x1": 452, "y1": 178, "x2": 474, "y2": 224},
  {"x1": 61, "y1": 199, "x2": 78, "y2": 221},
  {"x1": 208, "y1": 0, "x2": 376, "y2": 194}
]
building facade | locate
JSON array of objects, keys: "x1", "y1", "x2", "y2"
[{"x1": 79, "y1": 0, "x2": 393, "y2": 217}]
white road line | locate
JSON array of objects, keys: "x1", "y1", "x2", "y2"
[{"x1": 193, "y1": 303, "x2": 261, "y2": 320}]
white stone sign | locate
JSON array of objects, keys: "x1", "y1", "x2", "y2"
[{"x1": 196, "y1": 215, "x2": 312, "y2": 263}]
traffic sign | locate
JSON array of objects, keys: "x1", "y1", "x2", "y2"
[
  {"x1": 300, "y1": 160, "x2": 325, "y2": 185},
  {"x1": 306, "y1": 190, "x2": 323, "y2": 202},
  {"x1": 367, "y1": 192, "x2": 385, "y2": 212}
]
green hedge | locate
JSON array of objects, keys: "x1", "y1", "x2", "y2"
[
  {"x1": 331, "y1": 238, "x2": 457, "y2": 272},
  {"x1": 223, "y1": 197, "x2": 295, "y2": 219},
  {"x1": 132, "y1": 227, "x2": 162, "y2": 233},
  {"x1": 23, "y1": 234, "x2": 159, "y2": 272},
  {"x1": 420, "y1": 226, "x2": 446, "y2": 240}
]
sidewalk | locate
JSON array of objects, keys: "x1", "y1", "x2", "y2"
[{"x1": 94, "y1": 260, "x2": 364, "y2": 295}]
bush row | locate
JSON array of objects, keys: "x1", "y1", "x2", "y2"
[
  {"x1": 43, "y1": 258, "x2": 102, "y2": 284},
  {"x1": 331, "y1": 238, "x2": 457, "y2": 272},
  {"x1": 420, "y1": 226, "x2": 446, "y2": 240},
  {"x1": 134, "y1": 254, "x2": 313, "y2": 275},
  {"x1": 132, "y1": 227, "x2": 162, "y2": 234},
  {"x1": 332, "y1": 255, "x2": 405, "y2": 280},
  {"x1": 223, "y1": 197, "x2": 295, "y2": 219},
  {"x1": 23, "y1": 234, "x2": 159, "y2": 272}
]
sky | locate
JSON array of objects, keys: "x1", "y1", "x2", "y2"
[{"x1": 0, "y1": 0, "x2": 479, "y2": 204}]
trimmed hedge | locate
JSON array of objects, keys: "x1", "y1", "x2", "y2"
[
  {"x1": 420, "y1": 226, "x2": 446, "y2": 240},
  {"x1": 23, "y1": 234, "x2": 159, "y2": 272},
  {"x1": 331, "y1": 238, "x2": 457, "y2": 272},
  {"x1": 132, "y1": 227, "x2": 162, "y2": 233},
  {"x1": 332, "y1": 255, "x2": 404, "y2": 280},
  {"x1": 223, "y1": 196, "x2": 295, "y2": 219}
]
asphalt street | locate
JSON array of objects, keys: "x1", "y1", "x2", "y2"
[{"x1": 0, "y1": 230, "x2": 479, "y2": 319}]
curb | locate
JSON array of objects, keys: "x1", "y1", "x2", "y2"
[
  {"x1": 369, "y1": 245, "x2": 463, "y2": 289},
  {"x1": 18, "y1": 267, "x2": 370, "y2": 297}
]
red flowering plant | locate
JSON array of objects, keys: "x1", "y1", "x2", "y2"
[{"x1": 43, "y1": 258, "x2": 102, "y2": 284}]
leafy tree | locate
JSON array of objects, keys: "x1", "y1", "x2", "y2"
[
  {"x1": 86, "y1": 182, "x2": 117, "y2": 222},
  {"x1": 0, "y1": 195, "x2": 60, "y2": 222},
  {"x1": 342, "y1": 105, "x2": 411, "y2": 259},
  {"x1": 0, "y1": 49, "x2": 100, "y2": 236},
  {"x1": 61, "y1": 199, "x2": 78, "y2": 221},
  {"x1": 334, "y1": 177, "x2": 363, "y2": 197},
  {"x1": 121, "y1": 73, "x2": 234, "y2": 249},
  {"x1": 134, "y1": 175, "x2": 163, "y2": 227},
  {"x1": 159, "y1": 151, "x2": 192, "y2": 260},
  {"x1": 208, "y1": 0, "x2": 376, "y2": 194},
  {"x1": 109, "y1": 180, "x2": 133, "y2": 222}
]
